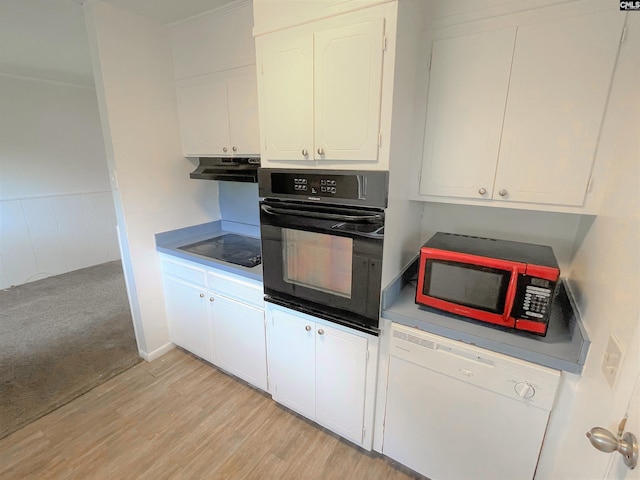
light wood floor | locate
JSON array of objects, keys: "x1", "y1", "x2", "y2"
[{"x1": 0, "y1": 348, "x2": 425, "y2": 479}]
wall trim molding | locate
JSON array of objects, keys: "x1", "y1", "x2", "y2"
[
  {"x1": 0, "y1": 71, "x2": 95, "y2": 90},
  {"x1": 169, "y1": 0, "x2": 251, "y2": 27},
  {"x1": 0, "y1": 189, "x2": 112, "y2": 203},
  {"x1": 140, "y1": 342, "x2": 175, "y2": 362}
]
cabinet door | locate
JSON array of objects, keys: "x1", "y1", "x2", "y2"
[
  {"x1": 210, "y1": 294, "x2": 267, "y2": 391},
  {"x1": 258, "y1": 29, "x2": 314, "y2": 161},
  {"x1": 314, "y1": 18, "x2": 385, "y2": 162},
  {"x1": 419, "y1": 27, "x2": 516, "y2": 199},
  {"x1": 226, "y1": 70, "x2": 261, "y2": 156},
  {"x1": 495, "y1": 11, "x2": 624, "y2": 206},
  {"x1": 163, "y1": 276, "x2": 213, "y2": 363},
  {"x1": 315, "y1": 324, "x2": 368, "y2": 445},
  {"x1": 269, "y1": 308, "x2": 316, "y2": 420},
  {"x1": 176, "y1": 79, "x2": 230, "y2": 156}
]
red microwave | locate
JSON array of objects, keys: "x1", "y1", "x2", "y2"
[{"x1": 415, "y1": 232, "x2": 560, "y2": 335}]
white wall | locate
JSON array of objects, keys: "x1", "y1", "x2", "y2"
[
  {"x1": 83, "y1": 0, "x2": 219, "y2": 360},
  {"x1": 535, "y1": 14, "x2": 640, "y2": 480},
  {"x1": 381, "y1": 0, "x2": 424, "y2": 288},
  {"x1": 0, "y1": 74, "x2": 119, "y2": 288},
  {"x1": 420, "y1": 203, "x2": 586, "y2": 272}
]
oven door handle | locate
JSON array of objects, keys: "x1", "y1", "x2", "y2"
[{"x1": 260, "y1": 204, "x2": 383, "y2": 223}]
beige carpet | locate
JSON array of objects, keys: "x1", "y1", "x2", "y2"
[{"x1": 0, "y1": 261, "x2": 141, "y2": 439}]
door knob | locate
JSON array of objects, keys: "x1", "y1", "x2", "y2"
[
  {"x1": 317, "y1": 147, "x2": 324, "y2": 156},
  {"x1": 478, "y1": 188, "x2": 487, "y2": 196},
  {"x1": 317, "y1": 329, "x2": 325, "y2": 335},
  {"x1": 302, "y1": 149, "x2": 308, "y2": 156},
  {"x1": 498, "y1": 189, "x2": 508, "y2": 197},
  {"x1": 223, "y1": 147, "x2": 228, "y2": 153},
  {"x1": 232, "y1": 146, "x2": 237, "y2": 152},
  {"x1": 199, "y1": 293, "x2": 204, "y2": 298},
  {"x1": 305, "y1": 325, "x2": 311, "y2": 331},
  {"x1": 586, "y1": 426, "x2": 638, "y2": 469}
]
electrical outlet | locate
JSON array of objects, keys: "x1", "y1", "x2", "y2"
[{"x1": 602, "y1": 334, "x2": 623, "y2": 388}]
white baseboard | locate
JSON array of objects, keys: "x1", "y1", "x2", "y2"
[{"x1": 139, "y1": 342, "x2": 175, "y2": 362}]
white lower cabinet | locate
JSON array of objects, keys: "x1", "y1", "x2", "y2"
[
  {"x1": 210, "y1": 294, "x2": 268, "y2": 391},
  {"x1": 163, "y1": 275, "x2": 213, "y2": 363},
  {"x1": 159, "y1": 254, "x2": 267, "y2": 392},
  {"x1": 267, "y1": 304, "x2": 377, "y2": 449}
]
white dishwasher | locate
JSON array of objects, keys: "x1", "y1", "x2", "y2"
[{"x1": 383, "y1": 323, "x2": 560, "y2": 480}]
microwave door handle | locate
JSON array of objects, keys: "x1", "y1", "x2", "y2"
[
  {"x1": 260, "y1": 204, "x2": 382, "y2": 223},
  {"x1": 503, "y1": 267, "x2": 520, "y2": 322}
]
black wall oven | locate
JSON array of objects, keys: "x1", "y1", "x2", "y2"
[{"x1": 259, "y1": 168, "x2": 388, "y2": 335}]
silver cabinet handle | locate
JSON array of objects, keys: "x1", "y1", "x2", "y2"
[
  {"x1": 499, "y1": 189, "x2": 508, "y2": 197},
  {"x1": 305, "y1": 325, "x2": 312, "y2": 331},
  {"x1": 317, "y1": 147, "x2": 324, "y2": 155},
  {"x1": 209, "y1": 297, "x2": 214, "y2": 302},
  {"x1": 232, "y1": 146, "x2": 237, "y2": 152},
  {"x1": 199, "y1": 293, "x2": 204, "y2": 298},
  {"x1": 317, "y1": 329, "x2": 325, "y2": 335},
  {"x1": 302, "y1": 149, "x2": 308, "y2": 156},
  {"x1": 478, "y1": 188, "x2": 487, "y2": 196},
  {"x1": 223, "y1": 147, "x2": 228, "y2": 153},
  {"x1": 587, "y1": 426, "x2": 637, "y2": 469}
]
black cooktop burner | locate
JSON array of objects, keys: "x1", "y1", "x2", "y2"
[{"x1": 178, "y1": 234, "x2": 262, "y2": 268}]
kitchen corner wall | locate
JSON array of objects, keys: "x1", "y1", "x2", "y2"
[
  {"x1": 535, "y1": 14, "x2": 640, "y2": 480},
  {"x1": 83, "y1": 0, "x2": 220, "y2": 360},
  {"x1": 218, "y1": 182, "x2": 260, "y2": 227},
  {"x1": 0, "y1": 74, "x2": 119, "y2": 289}
]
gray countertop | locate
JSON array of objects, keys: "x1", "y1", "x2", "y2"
[
  {"x1": 155, "y1": 221, "x2": 263, "y2": 282},
  {"x1": 381, "y1": 259, "x2": 590, "y2": 374}
]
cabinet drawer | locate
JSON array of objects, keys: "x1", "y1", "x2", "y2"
[
  {"x1": 160, "y1": 255, "x2": 206, "y2": 285},
  {"x1": 208, "y1": 270, "x2": 263, "y2": 308}
]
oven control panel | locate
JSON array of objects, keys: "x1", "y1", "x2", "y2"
[
  {"x1": 293, "y1": 176, "x2": 338, "y2": 195},
  {"x1": 273, "y1": 172, "x2": 359, "y2": 199},
  {"x1": 258, "y1": 168, "x2": 389, "y2": 208}
]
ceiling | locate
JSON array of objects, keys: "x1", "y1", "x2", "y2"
[{"x1": 0, "y1": 0, "x2": 236, "y2": 86}]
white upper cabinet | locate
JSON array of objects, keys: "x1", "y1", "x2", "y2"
[
  {"x1": 171, "y1": 2, "x2": 259, "y2": 158},
  {"x1": 177, "y1": 77, "x2": 230, "y2": 157},
  {"x1": 258, "y1": 28, "x2": 314, "y2": 161},
  {"x1": 420, "y1": 26, "x2": 516, "y2": 199},
  {"x1": 417, "y1": 5, "x2": 625, "y2": 212},
  {"x1": 314, "y1": 19, "x2": 385, "y2": 162},
  {"x1": 256, "y1": 3, "x2": 395, "y2": 169},
  {"x1": 495, "y1": 11, "x2": 623, "y2": 206},
  {"x1": 226, "y1": 72, "x2": 261, "y2": 156},
  {"x1": 177, "y1": 67, "x2": 260, "y2": 157}
]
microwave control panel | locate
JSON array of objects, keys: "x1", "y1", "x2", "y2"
[{"x1": 513, "y1": 276, "x2": 556, "y2": 322}]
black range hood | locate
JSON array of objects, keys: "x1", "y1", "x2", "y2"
[{"x1": 190, "y1": 157, "x2": 260, "y2": 183}]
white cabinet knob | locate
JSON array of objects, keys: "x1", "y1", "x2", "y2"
[
  {"x1": 499, "y1": 189, "x2": 508, "y2": 197},
  {"x1": 478, "y1": 188, "x2": 487, "y2": 196},
  {"x1": 317, "y1": 147, "x2": 324, "y2": 155},
  {"x1": 302, "y1": 149, "x2": 308, "y2": 157},
  {"x1": 223, "y1": 146, "x2": 228, "y2": 153},
  {"x1": 232, "y1": 146, "x2": 237, "y2": 152}
]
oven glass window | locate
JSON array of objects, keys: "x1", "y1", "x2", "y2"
[
  {"x1": 427, "y1": 261, "x2": 505, "y2": 312},
  {"x1": 283, "y1": 228, "x2": 353, "y2": 298}
]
